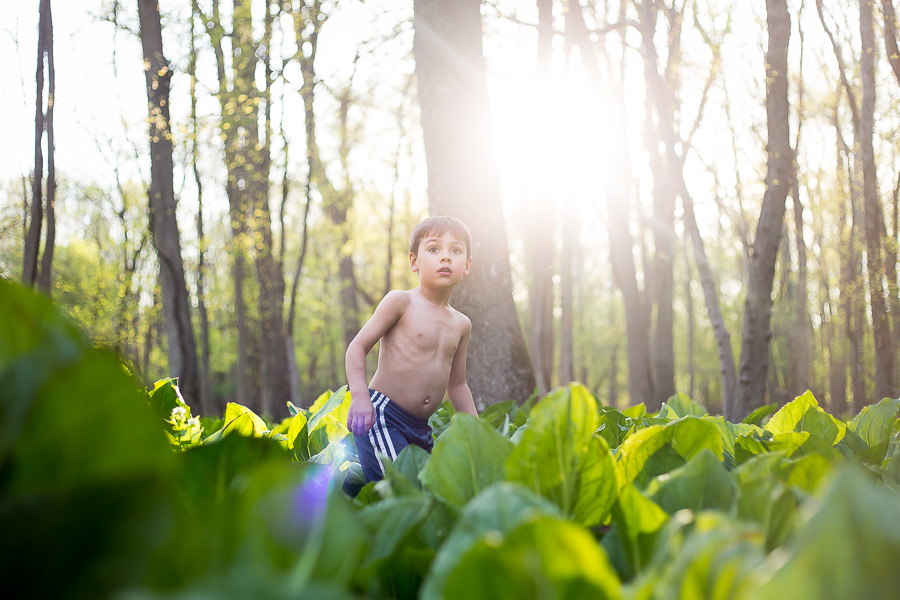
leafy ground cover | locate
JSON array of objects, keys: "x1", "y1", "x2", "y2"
[{"x1": 3, "y1": 277, "x2": 900, "y2": 599}]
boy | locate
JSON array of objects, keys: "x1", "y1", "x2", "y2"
[{"x1": 344, "y1": 216, "x2": 478, "y2": 491}]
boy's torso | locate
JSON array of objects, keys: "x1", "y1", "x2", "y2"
[{"x1": 369, "y1": 290, "x2": 466, "y2": 420}]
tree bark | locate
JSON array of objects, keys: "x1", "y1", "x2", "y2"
[
  {"x1": 680, "y1": 177, "x2": 737, "y2": 413},
  {"x1": 137, "y1": 0, "x2": 201, "y2": 408},
  {"x1": 37, "y1": 0, "x2": 55, "y2": 296},
  {"x1": 882, "y1": 0, "x2": 900, "y2": 86},
  {"x1": 414, "y1": 0, "x2": 536, "y2": 408},
  {"x1": 733, "y1": 0, "x2": 791, "y2": 421},
  {"x1": 528, "y1": 0, "x2": 556, "y2": 394},
  {"x1": 859, "y1": 0, "x2": 896, "y2": 400},
  {"x1": 791, "y1": 4, "x2": 810, "y2": 395},
  {"x1": 23, "y1": 0, "x2": 51, "y2": 289},
  {"x1": 190, "y1": 0, "x2": 212, "y2": 415}
]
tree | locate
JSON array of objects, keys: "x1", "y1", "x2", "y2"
[
  {"x1": 859, "y1": 0, "x2": 896, "y2": 400},
  {"x1": 414, "y1": 0, "x2": 536, "y2": 408},
  {"x1": 732, "y1": 0, "x2": 791, "y2": 421},
  {"x1": 137, "y1": 0, "x2": 201, "y2": 409},
  {"x1": 23, "y1": 0, "x2": 56, "y2": 295}
]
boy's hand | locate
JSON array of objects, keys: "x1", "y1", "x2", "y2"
[{"x1": 347, "y1": 393, "x2": 376, "y2": 436}]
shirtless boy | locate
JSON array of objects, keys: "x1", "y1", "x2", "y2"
[{"x1": 344, "y1": 216, "x2": 478, "y2": 490}]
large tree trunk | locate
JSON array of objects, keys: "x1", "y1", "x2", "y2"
[
  {"x1": 859, "y1": 0, "x2": 896, "y2": 400},
  {"x1": 882, "y1": 0, "x2": 900, "y2": 86},
  {"x1": 638, "y1": 0, "x2": 678, "y2": 406},
  {"x1": 733, "y1": 0, "x2": 791, "y2": 421},
  {"x1": 137, "y1": 0, "x2": 201, "y2": 408},
  {"x1": 414, "y1": 0, "x2": 536, "y2": 409}
]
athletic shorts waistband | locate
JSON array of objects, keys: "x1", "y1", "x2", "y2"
[{"x1": 368, "y1": 389, "x2": 430, "y2": 427}]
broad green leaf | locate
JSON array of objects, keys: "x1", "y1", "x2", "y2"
[
  {"x1": 617, "y1": 418, "x2": 723, "y2": 491},
  {"x1": 307, "y1": 386, "x2": 349, "y2": 432},
  {"x1": 734, "y1": 431, "x2": 810, "y2": 463},
  {"x1": 597, "y1": 408, "x2": 634, "y2": 449},
  {"x1": 741, "y1": 402, "x2": 779, "y2": 426},
  {"x1": 703, "y1": 416, "x2": 760, "y2": 469},
  {"x1": 645, "y1": 449, "x2": 738, "y2": 515},
  {"x1": 756, "y1": 468, "x2": 900, "y2": 600},
  {"x1": 628, "y1": 511, "x2": 766, "y2": 600},
  {"x1": 841, "y1": 397, "x2": 900, "y2": 464},
  {"x1": 287, "y1": 412, "x2": 309, "y2": 451},
  {"x1": 605, "y1": 483, "x2": 669, "y2": 578},
  {"x1": 442, "y1": 516, "x2": 622, "y2": 600},
  {"x1": 658, "y1": 393, "x2": 707, "y2": 419},
  {"x1": 420, "y1": 483, "x2": 563, "y2": 600},
  {"x1": 480, "y1": 399, "x2": 517, "y2": 430},
  {"x1": 359, "y1": 496, "x2": 433, "y2": 565},
  {"x1": 777, "y1": 453, "x2": 832, "y2": 494},
  {"x1": 622, "y1": 404, "x2": 647, "y2": 419},
  {"x1": 420, "y1": 413, "x2": 513, "y2": 508},
  {"x1": 223, "y1": 402, "x2": 269, "y2": 436},
  {"x1": 505, "y1": 384, "x2": 617, "y2": 525},
  {"x1": 765, "y1": 390, "x2": 846, "y2": 446}
]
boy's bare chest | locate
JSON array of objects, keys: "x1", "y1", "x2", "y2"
[{"x1": 389, "y1": 310, "x2": 459, "y2": 357}]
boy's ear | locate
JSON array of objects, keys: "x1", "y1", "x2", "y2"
[
  {"x1": 410, "y1": 252, "x2": 418, "y2": 272},
  {"x1": 464, "y1": 256, "x2": 472, "y2": 275}
]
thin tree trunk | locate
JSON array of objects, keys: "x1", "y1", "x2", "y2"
[
  {"x1": 528, "y1": 0, "x2": 556, "y2": 394},
  {"x1": 414, "y1": 0, "x2": 536, "y2": 408},
  {"x1": 37, "y1": 0, "x2": 55, "y2": 296},
  {"x1": 882, "y1": 0, "x2": 900, "y2": 85},
  {"x1": 791, "y1": 3, "x2": 810, "y2": 395},
  {"x1": 190, "y1": 0, "x2": 212, "y2": 415},
  {"x1": 859, "y1": 0, "x2": 896, "y2": 400},
  {"x1": 684, "y1": 243, "x2": 695, "y2": 401},
  {"x1": 680, "y1": 177, "x2": 737, "y2": 413},
  {"x1": 138, "y1": 0, "x2": 201, "y2": 408},
  {"x1": 23, "y1": 0, "x2": 51, "y2": 288},
  {"x1": 733, "y1": 0, "x2": 791, "y2": 421}
]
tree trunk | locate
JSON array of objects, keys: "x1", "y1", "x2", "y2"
[
  {"x1": 859, "y1": 0, "x2": 896, "y2": 400},
  {"x1": 791, "y1": 7, "x2": 810, "y2": 395},
  {"x1": 882, "y1": 0, "x2": 900, "y2": 86},
  {"x1": 190, "y1": 0, "x2": 212, "y2": 415},
  {"x1": 23, "y1": 0, "x2": 51, "y2": 289},
  {"x1": 414, "y1": 0, "x2": 536, "y2": 409},
  {"x1": 680, "y1": 177, "x2": 737, "y2": 413},
  {"x1": 527, "y1": 0, "x2": 556, "y2": 394},
  {"x1": 639, "y1": 0, "x2": 678, "y2": 405},
  {"x1": 37, "y1": 0, "x2": 55, "y2": 296},
  {"x1": 733, "y1": 0, "x2": 791, "y2": 421},
  {"x1": 137, "y1": 0, "x2": 201, "y2": 409}
]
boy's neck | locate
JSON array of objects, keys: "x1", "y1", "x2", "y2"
[{"x1": 415, "y1": 283, "x2": 453, "y2": 306}]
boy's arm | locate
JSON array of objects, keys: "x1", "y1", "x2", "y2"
[
  {"x1": 345, "y1": 290, "x2": 409, "y2": 435},
  {"x1": 446, "y1": 315, "x2": 477, "y2": 416}
]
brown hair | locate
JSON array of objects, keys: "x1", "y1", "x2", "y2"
[{"x1": 409, "y1": 216, "x2": 472, "y2": 257}]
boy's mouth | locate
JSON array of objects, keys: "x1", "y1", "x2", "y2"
[{"x1": 438, "y1": 267, "x2": 452, "y2": 274}]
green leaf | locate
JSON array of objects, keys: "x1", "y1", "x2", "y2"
[
  {"x1": 442, "y1": 516, "x2": 623, "y2": 600},
  {"x1": 741, "y1": 402, "x2": 779, "y2": 426},
  {"x1": 307, "y1": 386, "x2": 349, "y2": 432},
  {"x1": 287, "y1": 412, "x2": 309, "y2": 451},
  {"x1": 756, "y1": 468, "x2": 900, "y2": 600},
  {"x1": 480, "y1": 399, "x2": 517, "y2": 430},
  {"x1": 597, "y1": 407, "x2": 634, "y2": 450},
  {"x1": 842, "y1": 397, "x2": 900, "y2": 464},
  {"x1": 359, "y1": 496, "x2": 433, "y2": 566},
  {"x1": 617, "y1": 418, "x2": 723, "y2": 491},
  {"x1": 765, "y1": 390, "x2": 846, "y2": 446},
  {"x1": 223, "y1": 402, "x2": 269, "y2": 437},
  {"x1": 420, "y1": 413, "x2": 513, "y2": 509},
  {"x1": 420, "y1": 483, "x2": 563, "y2": 600},
  {"x1": 505, "y1": 384, "x2": 617, "y2": 525},
  {"x1": 645, "y1": 449, "x2": 738, "y2": 515},
  {"x1": 658, "y1": 393, "x2": 708, "y2": 419},
  {"x1": 605, "y1": 483, "x2": 669, "y2": 578}
]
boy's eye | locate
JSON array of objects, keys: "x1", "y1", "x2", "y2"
[
  {"x1": 452, "y1": 248, "x2": 462, "y2": 254},
  {"x1": 428, "y1": 246, "x2": 439, "y2": 252}
]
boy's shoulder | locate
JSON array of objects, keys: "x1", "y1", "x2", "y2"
[{"x1": 449, "y1": 305, "x2": 472, "y2": 331}]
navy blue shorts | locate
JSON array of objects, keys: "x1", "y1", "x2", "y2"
[{"x1": 354, "y1": 389, "x2": 433, "y2": 484}]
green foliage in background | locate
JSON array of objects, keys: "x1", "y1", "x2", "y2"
[{"x1": 3, "y1": 277, "x2": 900, "y2": 599}]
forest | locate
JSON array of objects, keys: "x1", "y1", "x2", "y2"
[{"x1": 2, "y1": 0, "x2": 900, "y2": 424}]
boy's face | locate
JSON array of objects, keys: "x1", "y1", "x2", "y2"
[{"x1": 410, "y1": 230, "x2": 472, "y2": 286}]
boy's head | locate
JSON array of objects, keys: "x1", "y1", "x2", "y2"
[{"x1": 409, "y1": 216, "x2": 472, "y2": 258}]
